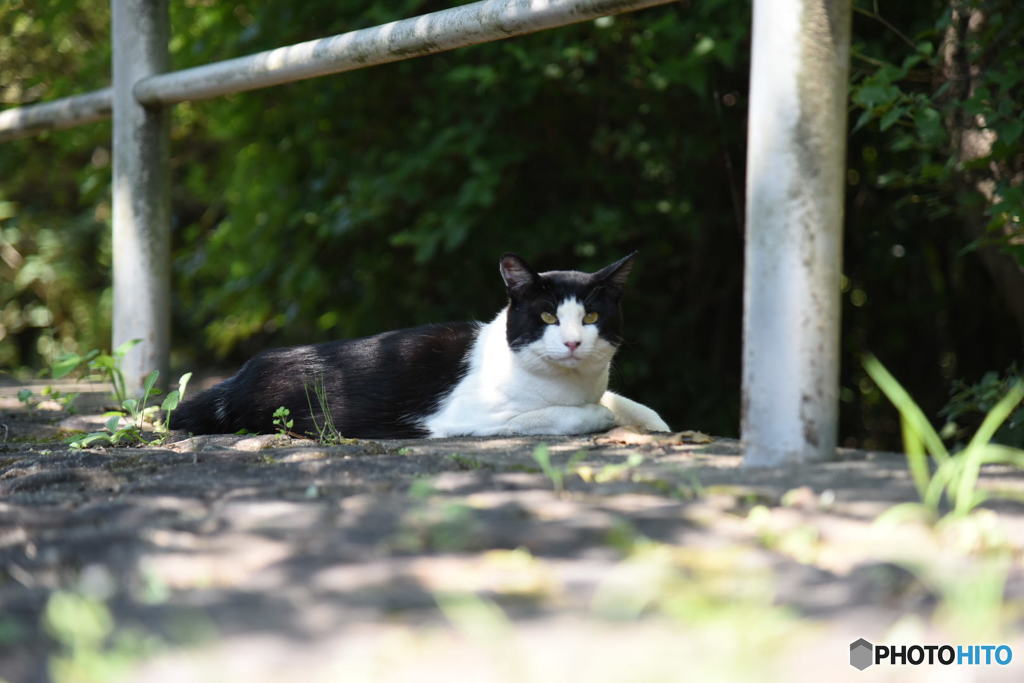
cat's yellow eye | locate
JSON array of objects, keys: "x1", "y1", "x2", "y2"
[
  {"x1": 583, "y1": 311, "x2": 600, "y2": 324},
  {"x1": 540, "y1": 311, "x2": 558, "y2": 325}
]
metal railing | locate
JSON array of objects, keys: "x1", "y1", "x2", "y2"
[
  {"x1": 1, "y1": 0, "x2": 675, "y2": 137},
  {"x1": 0, "y1": 0, "x2": 852, "y2": 465},
  {"x1": 0, "y1": 88, "x2": 112, "y2": 143}
]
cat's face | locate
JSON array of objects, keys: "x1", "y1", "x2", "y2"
[{"x1": 499, "y1": 252, "x2": 635, "y2": 371}]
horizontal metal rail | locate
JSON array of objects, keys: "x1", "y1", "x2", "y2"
[
  {"x1": 0, "y1": 0, "x2": 673, "y2": 141},
  {"x1": 137, "y1": 0, "x2": 676, "y2": 105},
  {"x1": 0, "y1": 0, "x2": 854, "y2": 465},
  {"x1": 0, "y1": 88, "x2": 112, "y2": 143}
]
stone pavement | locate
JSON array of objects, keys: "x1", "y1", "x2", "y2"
[{"x1": 1, "y1": 379, "x2": 1022, "y2": 682}]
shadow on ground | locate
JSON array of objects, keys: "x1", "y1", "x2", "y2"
[{"x1": 1, "y1": 380, "x2": 1022, "y2": 682}]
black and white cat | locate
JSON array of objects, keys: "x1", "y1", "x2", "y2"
[{"x1": 171, "y1": 253, "x2": 670, "y2": 438}]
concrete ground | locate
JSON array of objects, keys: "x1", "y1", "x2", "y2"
[{"x1": 1, "y1": 379, "x2": 1022, "y2": 682}]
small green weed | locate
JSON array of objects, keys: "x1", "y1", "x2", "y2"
[
  {"x1": 41, "y1": 577, "x2": 213, "y2": 683},
  {"x1": 395, "y1": 477, "x2": 483, "y2": 551},
  {"x1": 576, "y1": 453, "x2": 645, "y2": 484},
  {"x1": 394, "y1": 498, "x2": 481, "y2": 552},
  {"x1": 42, "y1": 385, "x2": 80, "y2": 413},
  {"x1": 530, "y1": 444, "x2": 587, "y2": 495},
  {"x1": 634, "y1": 471, "x2": 704, "y2": 500},
  {"x1": 435, "y1": 590, "x2": 512, "y2": 639},
  {"x1": 49, "y1": 338, "x2": 191, "y2": 448},
  {"x1": 303, "y1": 372, "x2": 348, "y2": 444},
  {"x1": 69, "y1": 371, "x2": 192, "y2": 449},
  {"x1": 407, "y1": 476, "x2": 436, "y2": 499},
  {"x1": 50, "y1": 339, "x2": 140, "y2": 409},
  {"x1": 17, "y1": 388, "x2": 38, "y2": 409},
  {"x1": 272, "y1": 406, "x2": 294, "y2": 437},
  {"x1": 447, "y1": 453, "x2": 493, "y2": 471},
  {"x1": 158, "y1": 372, "x2": 191, "y2": 435},
  {"x1": 863, "y1": 354, "x2": 1024, "y2": 519},
  {"x1": 44, "y1": 589, "x2": 160, "y2": 683},
  {"x1": 590, "y1": 526, "x2": 800, "y2": 678},
  {"x1": 17, "y1": 385, "x2": 79, "y2": 414}
]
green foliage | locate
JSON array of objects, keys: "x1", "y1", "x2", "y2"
[
  {"x1": 44, "y1": 590, "x2": 113, "y2": 656},
  {"x1": 446, "y1": 453, "x2": 492, "y2": 471},
  {"x1": 43, "y1": 589, "x2": 164, "y2": 683},
  {"x1": 394, "y1": 483, "x2": 482, "y2": 553},
  {"x1": 51, "y1": 338, "x2": 141, "y2": 408},
  {"x1": 303, "y1": 372, "x2": 347, "y2": 444},
  {"x1": 2, "y1": 0, "x2": 1022, "y2": 447},
  {"x1": 55, "y1": 342, "x2": 193, "y2": 448},
  {"x1": 16, "y1": 388, "x2": 36, "y2": 408},
  {"x1": 160, "y1": 371, "x2": 193, "y2": 433},
  {"x1": 0, "y1": 0, "x2": 113, "y2": 369},
  {"x1": 434, "y1": 590, "x2": 512, "y2": 644},
  {"x1": 69, "y1": 367, "x2": 192, "y2": 449},
  {"x1": 840, "y1": 0, "x2": 1023, "y2": 447},
  {"x1": 591, "y1": 453, "x2": 645, "y2": 484},
  {"x1": 864, "y1": 354, "x2": 1024, "y2": 519},
  {"x1": 530, "y1": 444, "x2": 587, "y2": 495},
  {"x1": 941, "y1": 365, "x2": 1024, "y2": 447},
  {"x1": 271, "y1": 406, "x2": 293, "y2": 437},
  {"x1": 850, "y1": 0, "x2": 1024, "y2": 254},
  {"x1": 41, "y1": 385, "x2": 80, "y2": 413}
]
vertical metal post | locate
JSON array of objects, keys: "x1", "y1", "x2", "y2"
[
  {"x1": 112, "y1": 0, "x2": 170, "y2": 393},
  {"x1": 741, "y1": 0, "x2": 851, "y2": 466}
]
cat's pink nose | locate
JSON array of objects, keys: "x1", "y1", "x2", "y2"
[{"x1": 564, "y1": 341, "x2": 581, "y2": 352}]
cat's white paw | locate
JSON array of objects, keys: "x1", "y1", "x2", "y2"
[
  {"x1": 574, "y1": 403, "x2": 616, "y2": 434},
  {"x1": 533, "y1": 403, "x2": 615, "y2": 434},
  {"x1": 501, "y1": 403, "x2": 615, "y2": 435},
  {"x1": 600, "y1": 391, "x2": 670, "y2": 432},
  {"x1": 634, "y1": 410, "x2": 670, "y2": 432},
  {"x1": 630, "y1": 403, "x2": 671, "y2": 430}
]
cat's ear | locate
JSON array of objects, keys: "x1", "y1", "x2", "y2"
[
  {"x1": 499, "y1": 253, "x2": 540, "y2": 295},
  {"x1": 592, "y1": 251, "x2": 637, "y2": 294}
]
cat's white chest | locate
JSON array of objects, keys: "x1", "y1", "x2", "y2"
[{"x1": 422, "y1": 309, "x2": 610, "y2": 437}]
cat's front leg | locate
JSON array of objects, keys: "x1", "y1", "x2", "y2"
[
  {"x1": 500, "y1": 403, "x2": 615, "y2": 436},
  {"x1": 600, "y1": 392, "x2": 670, "y2": 432}
]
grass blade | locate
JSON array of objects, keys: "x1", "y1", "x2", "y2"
[
  {"x1": 978, "y1": 443, "x2": 1024, "y2": 467},
  {"x1": 863, "y1": 354, "x2": 949, "y2": 463},
  {"x1": 531, "y1": 444, "x2": 561, "y2": 492},
  {"x1": 966, "y1": 381, "x2": 1024, "y2": 453},
  {"x1": 954, "y1": 382, "x2": 1024, "y2": 516},
  {"x1": 901, "y1": 415, "x2": 930, "y2": 500}
]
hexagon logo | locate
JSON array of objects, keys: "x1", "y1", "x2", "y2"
[{"x1": 850, "y1": 638, "x2": 873, "y2": 670}]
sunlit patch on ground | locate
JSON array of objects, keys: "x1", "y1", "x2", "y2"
[{"x1": 1, "y1": 380, "x2": 1022, "y2": 682}]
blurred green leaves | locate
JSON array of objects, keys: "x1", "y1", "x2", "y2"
[
  {"x1": 2, "y1": 0, "x2": 1022, "y2": 445},
  {"x1": 849, "y1": 0, "x2": 1024, "y2": 252}
]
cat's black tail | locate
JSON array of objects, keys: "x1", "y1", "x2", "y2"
[{"x1": 169, "y1": 381, "x2": 233, "y2": 434}]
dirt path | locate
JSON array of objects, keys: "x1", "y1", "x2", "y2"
[{"x1": 1, "y1": 380, "x2": 1022, "y2": 682}]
